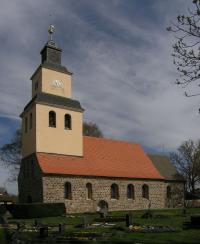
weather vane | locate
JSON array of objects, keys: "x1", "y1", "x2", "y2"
[{"x1": 48, "y1": 24, "x2": 55, "y2": 41}]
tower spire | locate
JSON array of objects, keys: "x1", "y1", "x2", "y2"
[{"x1": 39, "y1": 25, "x2": 72, "y2": 74}]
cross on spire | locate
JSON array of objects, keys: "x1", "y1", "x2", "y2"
[{"x1": 48, "y1": 24, "x2": 55, "y2": 41}]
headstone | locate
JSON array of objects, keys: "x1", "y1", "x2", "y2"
[
  {"x1": 182, "y1": 208, "x2": 187, "y2": 215},
  {"x1": 191, "y1": 215, "x2": 200, "y2": 226},
  {"x1": 83, "y1": 215, "x2": 90, "y2": 228},
  {"x1": 125, "y1": 213, "x2": 133, "y2": 227},
  {"x1": 99, "y1": 207, "x2": 108, "y2": 219},
  {"x1": 34, "y1": 219, "x2": 38, "y2": 226},
  {"x1": 0, "y1": 216, "x2": 5, "y2": 224},
  {"x1": 35, "y1": 219, "x2": 43, "y2": 227},
  {"x1": 39, "y1": 227, "x2": 48, "y2": 238},
  {"x1": 2, "y1": 211, "x2": 12, "y2": 224},
  {"x1": 142, "y1": 210, "x2": 153, "y2": 219},
  {"x1": 58, "y1": 224, "x2": 65, "y2": 234},
  {"x1": 17, "y1": 223, "x2": 20, "y2": 231}
]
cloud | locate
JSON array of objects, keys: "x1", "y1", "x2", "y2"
[{"x1": 0, "y1": 0, "x2": 198, "y2": 159}]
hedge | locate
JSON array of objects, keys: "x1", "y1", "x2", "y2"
[
  {"x1": 0, "y1": 205, "x2": 7, "y2": 215},
  {"x1": 11, "y1": 203, "x2": 66, "y2": 219},
  {"x1": 186, "y1": 192, "x2": 200, "y2": 200}
]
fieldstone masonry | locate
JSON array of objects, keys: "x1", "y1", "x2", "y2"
[
  {"x1": 42, "y1": 175, "x2": 184, "y2": 213},
  {"x1": 18, "y1": 155, "x2": 184, "y2": 213}
]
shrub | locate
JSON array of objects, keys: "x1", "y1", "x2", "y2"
[
  {"x1": 186, "y1": 192, "x2": 200, "y2": 200},
  {"x1": 11, "y1": 203, "x2": 66, "y2": 219},
  {"x1": 6, "y1": 204, "x2": 13, "y2": 213},
  {"x1": 0, "y1": 205, "x2": 7, "y2": 215}
]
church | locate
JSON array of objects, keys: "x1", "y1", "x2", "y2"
[{"x1": 18, "y1": 26, "x2": 185, "y2": 213}]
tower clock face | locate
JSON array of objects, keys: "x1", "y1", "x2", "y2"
[{"x1": 51, "y1": 80, "x2": 63, "y2": 88}]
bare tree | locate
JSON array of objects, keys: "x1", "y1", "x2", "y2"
[
  {"x1": 170, "y1": 139, "x2": 200, "y2": 193},
  {"x1": 83, "y1": 122, "x2": 104, "y2": 138},
  {"x1": 167, "y1": 0, "x2": 200, "y2": 97},
  {"x1": 0, "y1": 129, "x2": 21, "y2": 180},
  {"x1": 0, "y1": 122, "x2": 103, "y2": 179}
]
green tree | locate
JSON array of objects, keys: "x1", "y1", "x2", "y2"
[
  {"x1": 167, "y1": 0, "x2": 200, "y2": 96},
  {"x1": 170, "y1": 139, "x2": 200, "y2": 193}
]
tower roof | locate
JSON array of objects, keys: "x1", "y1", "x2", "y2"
[
  {"x1": 34, "y1": 25, "x2": 72, "y2": 77},
  {"x1": 20, "y1": 92, "x2": 84, "y2": 117}
]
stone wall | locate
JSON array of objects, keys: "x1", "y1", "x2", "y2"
[
  {"x1": 18, "y1": 161, "x2": 185, "y2": 212},
  {"x1": 42, "y1": 175, "x2": 180, "y2": 213}
]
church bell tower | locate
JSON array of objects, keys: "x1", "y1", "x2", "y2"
[{"x1": 20, "y1": 25, "x2": 84, "y2": 158}]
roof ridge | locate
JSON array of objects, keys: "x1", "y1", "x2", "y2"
[
  {"x1": 37, "y1": 152, "x2": 83, "y2": 158},
  {"x1": 83, "y1": 135, "x2": 139, "y2": 145},
  {"x1": 148, "y1": 154, "x2": 170, "y2": 158}
]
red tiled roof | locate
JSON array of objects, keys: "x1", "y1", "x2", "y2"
[{"x1": 37, "y1": 136, "x2": 164, "y2": 180}]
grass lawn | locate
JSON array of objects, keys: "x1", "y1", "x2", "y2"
[
  {"x1": 0, "y1": 228, "x2": 7, "y2": 244},
  {"x1": 5, "y1": 208, "x2": 200, "y2": 243}
]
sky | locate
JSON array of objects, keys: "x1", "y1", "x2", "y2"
[{"x1": 0, "y1": 0, "x2": 199, "y2": 194}]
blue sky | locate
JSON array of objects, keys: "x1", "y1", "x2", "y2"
[{"x1": 0, "y1": 0, "x2": 199, "y2": 193}]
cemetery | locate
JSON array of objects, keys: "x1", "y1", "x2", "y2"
[
  {"x1": 1, "y1": 1, "x2": 200, "y2": 243},
  {"x1": 1, "y1": 206, "x2": 200, "y2": 243}
]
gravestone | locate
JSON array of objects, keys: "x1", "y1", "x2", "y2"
[
  {"x1": 125, "y1": 213, "x2": 133, "y2": 227},
  {"x1": 17, "y1": 223, "x2": 20, "y2": 231},
  {"x1": 0, "y1": 216, "x2": 5, "y2": 224},
  {"x1": 35, "y1": 219, "x2": 43, "y2": 227},
  {"x1": 182, "y1": 208, "x2": 187, "y2": 215},
  {"x1": 99, "y1": 206, "x2": 108, "y2": 219},
  {"x1": 39, "y1": 227, "x2": 48, "y2": 238},
  {"x1": 83, "y1": 215, "x2": 90, "y2": 228},
  {"x1": 191, "y1": 215, "x2": 200, "y2": 226},
  {"x1": 58, "y1": 224, "x2": 65, "y2": 234},
  {"x1": 98, "y1": 200, "x2": 108, "y2": 219},
  {"x1": 2, "y1": 211, "x2": 12, "y2": 224}
]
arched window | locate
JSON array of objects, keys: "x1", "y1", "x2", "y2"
[
  {"x1": 64, "y1": 182, "x2": 72, "y2": 199},
  {"x1": 65, "y1": 114, "x2": 71, "y2": 130},
  {"x1": 142, "y1": 184, "x2": 149, "y2": 199},
  {"x1": 27, "y1": 195, "x2": 32, "y2": 203},
  {"x1": 25, "y1": 117, "x2": 28, "y2": 133},
  {"x1": 111, "y1": 184, "x2": 119, "y2": 199},
  {"x1": 49, "y1": 111, "x2": 56, "y2": 127},
  {"x1": 167, "y1": 186, "x2": 171, "y2": 199},
  {"x1": 127, "y1": 184, "x2": 135, "y2": 199},
  {"x1": 35, "y1": 81, "x2": 38, "y2": 91},
  {"x1": 31, "y1": 160, "x2": 34, "y2": 177},
  {"x1": 86, "y1": 183, "x2": 92, "y2": 199},
  {"x1": 29, "y1": 113, "x2": 33, "y2": 129}
]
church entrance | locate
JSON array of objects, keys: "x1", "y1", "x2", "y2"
[
  {"x1": 27, "y1": 195, "x2": 32, "y2": 203},
  {"x1": 98, "y1": 200, "x2": 108, "y2": 212}
]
